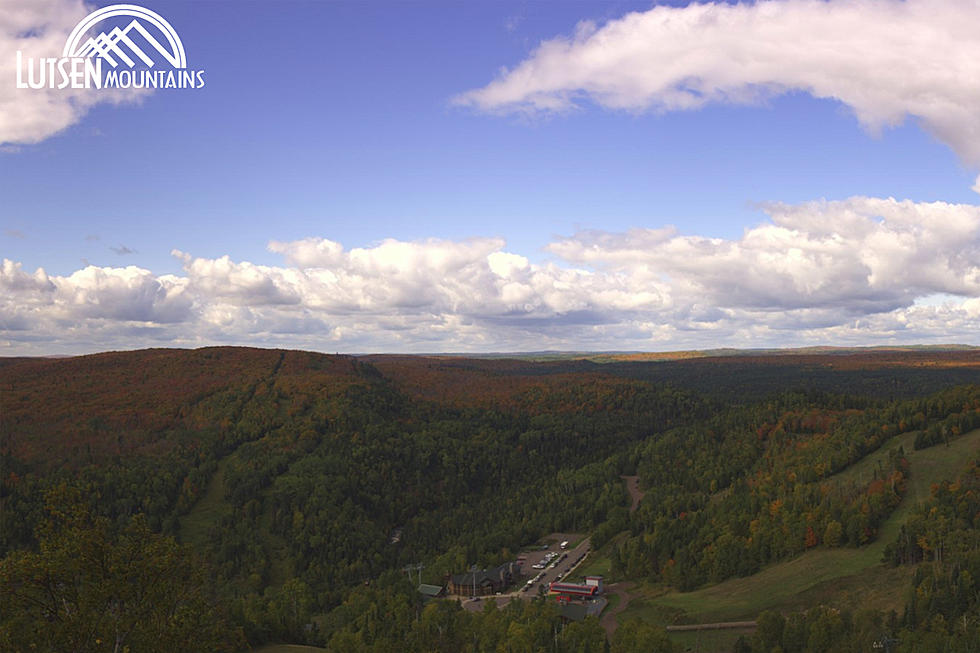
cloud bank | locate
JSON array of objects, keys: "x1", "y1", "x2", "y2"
[
  {"x1": 4, "y1": 197, "x2": 980, "y2": 354},
  {"x1": 456, "y1": 0, "x2": 980, "y2": 174}
]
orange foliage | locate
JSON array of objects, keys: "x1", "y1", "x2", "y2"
[{"x1": 805, "y1": 526, "x2": 818, "y2": 548}]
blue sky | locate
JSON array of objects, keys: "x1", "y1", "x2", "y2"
[{"x1": 2, "y1": 0, "x2": 980, "y2": 354}]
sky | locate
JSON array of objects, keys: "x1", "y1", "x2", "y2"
[{"x1": 2, "y1": 0, "x2": 980, "y2": 355}]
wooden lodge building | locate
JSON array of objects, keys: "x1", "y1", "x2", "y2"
[{"x1": 449, "y1": 562, "x2": 521, "y2": 596}]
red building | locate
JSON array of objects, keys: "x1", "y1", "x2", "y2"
[{"x1": 548, "y1": 582, "x2": 598, "y2": 601}]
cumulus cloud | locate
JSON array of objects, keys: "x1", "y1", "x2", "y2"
[
  {"x1": 57, "y1": 265, "x2": 190, "y2": 322},
  {"x1": 550, "y1": 197, "x2": 980, "y2": 314},
  {"x1": 455, "y1": 0, "x2": 980, "y2": 169},
  {"x1": 1, "y1": 258, "x2": 54, "y2": 293},
  {"x1": 4, "y1": 196, "x2": 980, "y2": 354},
  {"x1": 172, "y1": 251, "x2": 303, "y2": 307},
  {"x1": 0, "y1": 0, "x2": 143, "y2": 145},
  {"x1": 0, "y1": 260, "x2": 190, "y2": 325}
]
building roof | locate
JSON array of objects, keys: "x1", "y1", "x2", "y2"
[
  {"x1": 418, "y1": 584, "x2": 444, "y2": 597},
  {"x1": 451, "y1": 562, "x2": 519, "y2": 587},
  {"x1": 549, "y1": 582, "x2": 598, "y2": 596},
  {"x1": 451, "y1": 570, "x2": 496, "y2": 586}
]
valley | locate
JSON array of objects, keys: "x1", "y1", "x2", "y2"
[{"x1": 2, "y1": 346, "x2": 979, "y2": 651}]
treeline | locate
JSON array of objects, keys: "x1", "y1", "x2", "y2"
[
  {"x1": 602, "y1": 351, "x2": 980, "y2": 401},
  {"x1": 887, "y1": 457, "x2": 980, "y2": 650},
  {"x1": 743, "y1": 455, "x2": 980, "y2": 653},
  {"x1": 741, "y1": 607, "x2": 900, "y2": 653},
  {"x1": 913, "y1": 408, "x2": 980, "y2": 449},
  {"x1": 613, "y1": 386, "x2": 980, "y2": 589},
  {"x1": 246, "y1": 569, "x2": 677, "y2": 652}
]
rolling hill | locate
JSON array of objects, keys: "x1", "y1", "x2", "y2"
[{"x1": 2, "y1": 346, "x2": 980, "y2": 652}]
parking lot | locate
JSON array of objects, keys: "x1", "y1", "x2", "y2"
[
  {"x1": 461, "y1": 534, "x2": 591, "y2": 611},
  {"x1": 519, "y1": 537, "x2": 590, "y2": 595}
]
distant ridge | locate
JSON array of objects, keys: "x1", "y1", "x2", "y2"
[
  {"x1": 4, "y1": 344, "x2": 980, "y2": 365},
  {"x1": 358, "y1": 344, "x2": 980, "y2": 363}
]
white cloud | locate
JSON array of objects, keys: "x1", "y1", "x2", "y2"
[
  {"x1": 173, "y1": 251, "x2": 302, "y2": 307},
  {"x1": 59, "y1": 265, "x2": 190, "y2": 322},
  {"x1": 0, "y1": 260, "x2": 191, "y2": 352},
  {"x1": 4, "y1": 196, "x2": 980, "y2": 354},
  {"x1": 456, "y1": 0, "x2": 980, "y2": 169},
  {"x1": 0, "y1": 0, "x2": 143, "y2": 145},
  {"x1": 550, "y1": 197, "x2": 980, "y2": 314},
  {"x1": 1, "y1": 258, "x2": 54, "y2": 293}
]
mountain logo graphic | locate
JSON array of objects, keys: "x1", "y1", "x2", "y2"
[
  {"x1": 15, "y1": 3, "x2": 204, "y2": 90},
  {"x1": 63, "y1": 4, "x2": 186, "y2": 69}
]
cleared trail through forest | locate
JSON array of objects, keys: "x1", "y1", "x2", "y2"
[
  {"x1": 644, "y1": 428, "x2": 980, "y2": 623},
  {"x1": 621, "y1": 475, "x2": 644, "y2": 513},
  {"x1": 600, "y1": 582, "x2": 635, "y2": 637}
]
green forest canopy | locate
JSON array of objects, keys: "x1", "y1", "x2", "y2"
[{"x1": 2, "y1": 346, "x2": 980, "y2": 651}]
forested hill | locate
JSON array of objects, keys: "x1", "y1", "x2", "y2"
[
  {"x1": 2, "y1": 347, "x2": 980, "y2": 652},
  {"x1": 1, "y1": 347, "x2": 377, "y2": 467},
  {"x1": 366, "y1": 348, "x2": 980, "y2": 402}
]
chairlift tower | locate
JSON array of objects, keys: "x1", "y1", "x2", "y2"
[{"x1": 402, "y1": 562, "x2": 423, "y2": 586}]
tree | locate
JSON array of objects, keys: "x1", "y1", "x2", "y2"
[
  {"x1": 0, "y1": 487, "x2": 242, "y2": 653},
  {"x1": 823, "y1": 520, "x2": 843, "y2": 548},
  {"x1": 611, "y1": 618, "x2": 676, "y2": 653},
  {"x1": 266, "y1": 577, "x2": 315, "y2": 641},
  {"x1": 753, "y1": 610, "x2": 786, "y2": 652},
  {"x1": 559, "y1": 616, "x2": 605, "y2": 652}
]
